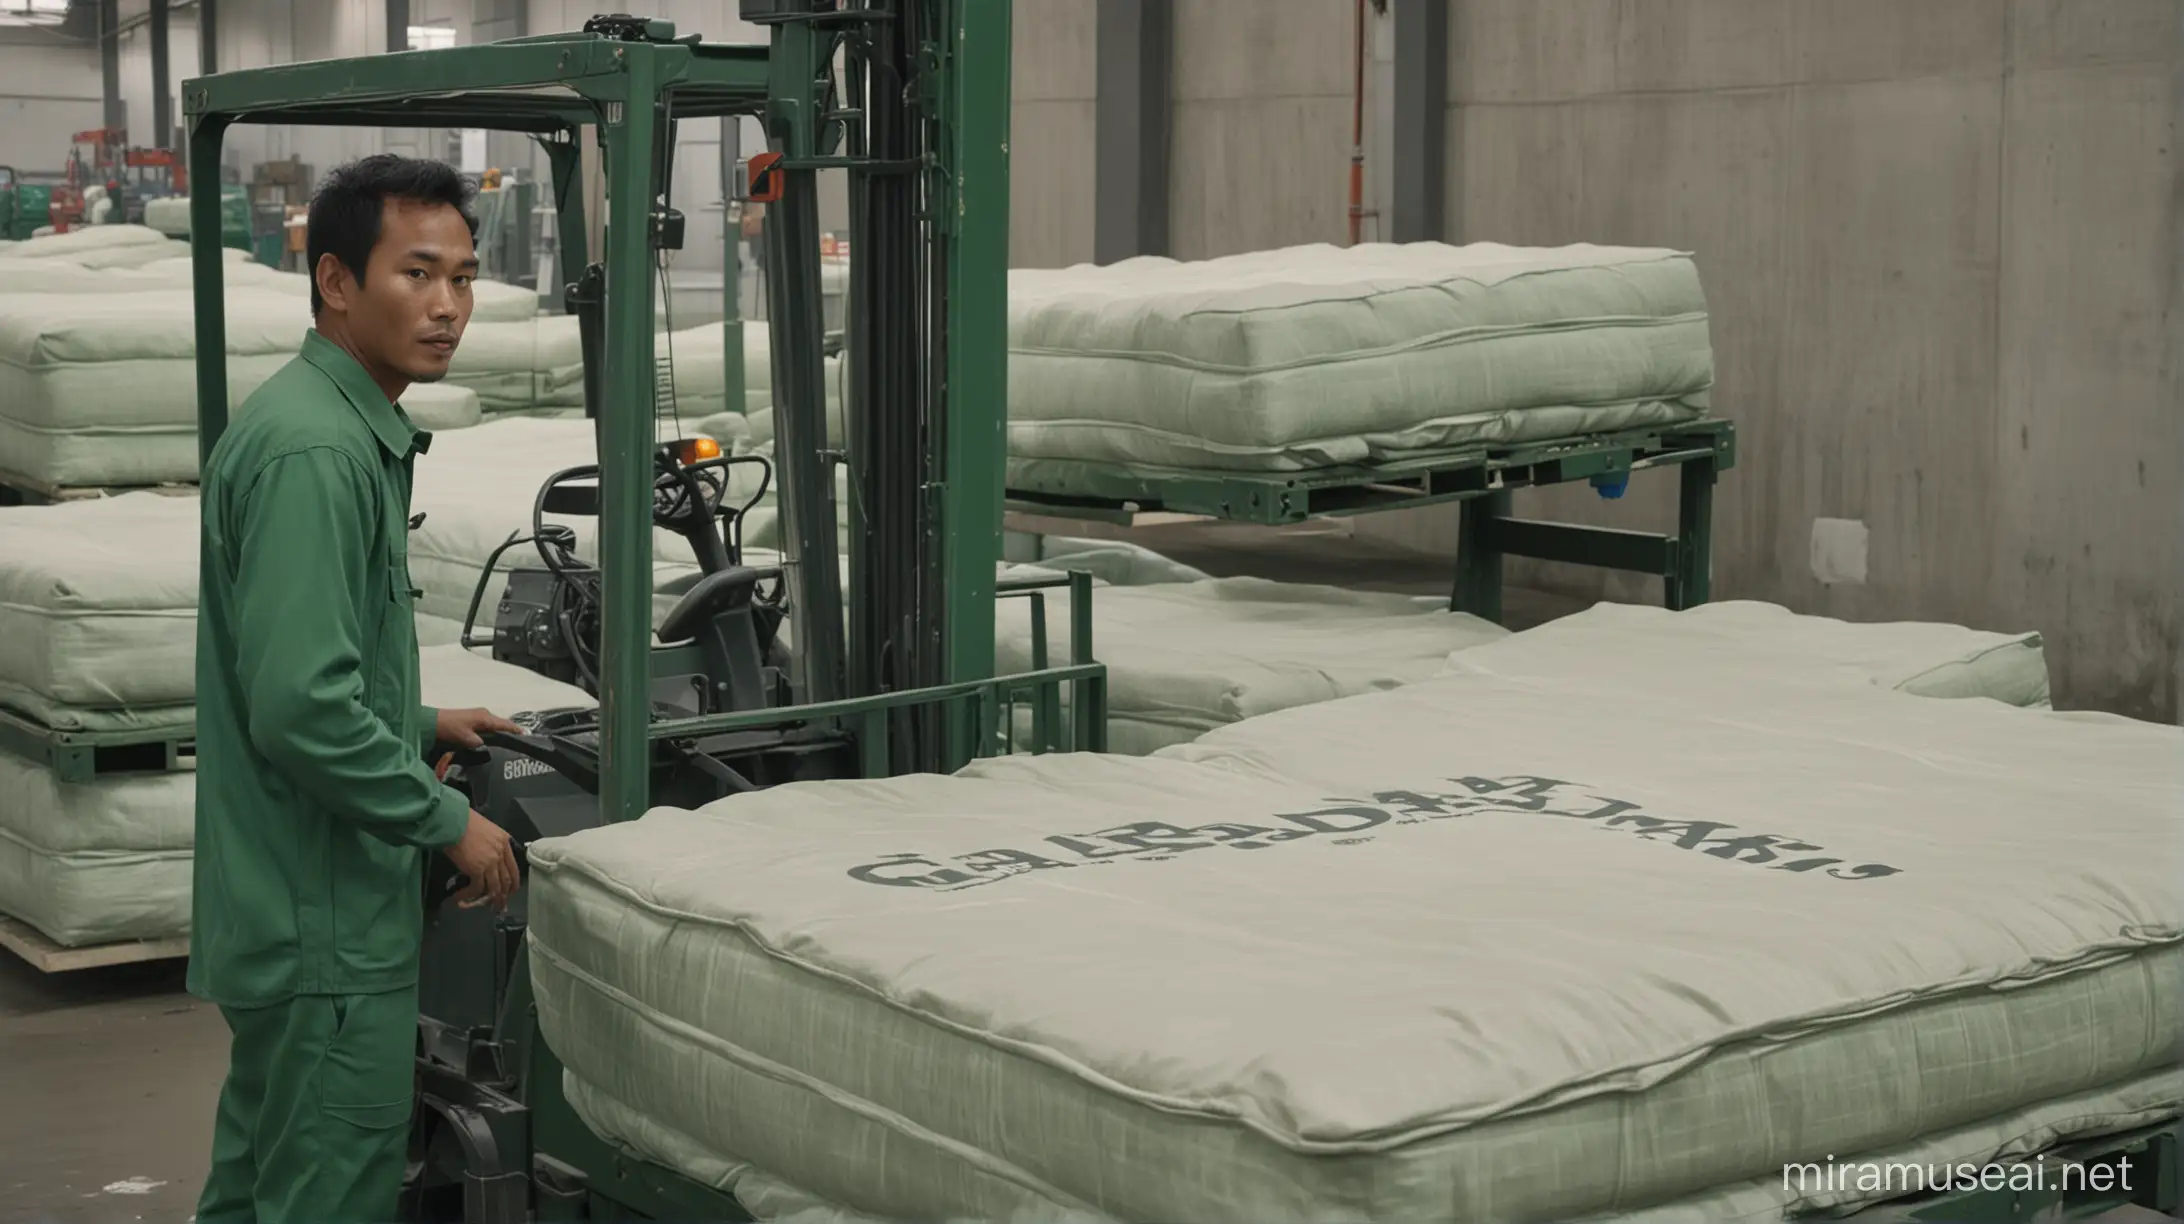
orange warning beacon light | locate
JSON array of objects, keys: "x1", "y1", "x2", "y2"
[
  {"x1": 678, "y1": 436, "x2": 721, "y2": 466},
  {"x1": 747, "y1": 152, "x2": 785, "y2": 203}
]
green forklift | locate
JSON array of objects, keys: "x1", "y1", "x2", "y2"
[{"x1": 184, "y1": 6, "x2": 1104, "y2": 1220}]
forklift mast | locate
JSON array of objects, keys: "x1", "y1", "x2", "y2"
[{"x1": 183, "y1": 3, "x2": 1018, "y2": 821}]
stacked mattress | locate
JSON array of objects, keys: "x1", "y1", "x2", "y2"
[
  {"x1": 447, "y1": 314, "x2": 588, "y2": 414},
  {"x1": 1005, "y1": 241, "x2": 1715, "y2": 475},
  {"x1": 525, "y1": 608, "x2": 2175, "y2": 1224},
  {"x1": 0, "y1": 261, "x2": 536, "y2": 487},
  {"x1": 0, "y1": 491, "x2": 600, "y2": 947},
  {"x1": 995, "y1": 577, "x2": 1511, "y2": 754},
  {"x1": 0, "y1": 224, "x2": 184, "y2": 268}
]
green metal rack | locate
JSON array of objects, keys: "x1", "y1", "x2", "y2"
[{"x1": 1007, "y1": 418, "x2": 1736, "y2": 622}]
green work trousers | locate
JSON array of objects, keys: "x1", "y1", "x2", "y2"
[{"x1": 195, "y1": 986, "x2": 418, "y2": 1224}]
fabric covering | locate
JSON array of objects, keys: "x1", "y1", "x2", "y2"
[
  {"x1": 0, "y1": 281, "x2": 513, "y2": 486},
  {"x1": 524, "y1": 629, "x2": 2176, "y2": 1223},
  {"x1": 1438, "y1": 600, "x2": 2052, "y2": 707},
  {"x1": 0, "y1": 749, "x2": 193, "y2": 946},
  {"x1": 0, "y1": 481, "x2": 613, "y2": 733},
  {"x1": 1006, "y1": 241, "x2": 1714, "y2": 472},
  {"x1": 0, "y1": 644, "x2": 590, "y2": 948},
  {"x1": 996, "y1": 578, "x2": 1509, "y2": 754}
]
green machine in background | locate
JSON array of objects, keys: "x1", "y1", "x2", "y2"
[{"x1": 184, "y1": 7, "x2": 1103, "y2": 1221}]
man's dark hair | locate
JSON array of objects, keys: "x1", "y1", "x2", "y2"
[{"x1": 306, "y1": 154, "x2": 479, "y2": 316}]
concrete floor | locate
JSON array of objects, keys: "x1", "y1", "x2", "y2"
[{"x1": 1, "y1": 953, "x2": 226, "y2": 1224}]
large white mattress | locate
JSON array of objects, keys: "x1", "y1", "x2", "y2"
[
  {"x1": 996, "y1": 577, "x2": 1510, "y2": 754},
  {"x1": 0, "y1": 644, "x2": 592, "y2": 948},
  {"x1": 525, "y1": 634, "x2": 2178, "y2": 1223},
  {"x1": 1005, "y1": 241, "x2": 1715, "y2": 473}
]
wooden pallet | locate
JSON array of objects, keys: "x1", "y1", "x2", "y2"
[{"x1": 0, "y1": 915, "x2": 187, "y2": 973}]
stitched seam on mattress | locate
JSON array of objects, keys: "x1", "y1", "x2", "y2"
[
  {"x1": 531, "y1": 852, "x2": 2183, "y2": 1153},
  {"x1": 0, "y1": 603, "x2": 195, "y2": 618},
  {"x1": 0, "y1": 418, "x2": 202, "y2": 438},
  {"x1": 1005, "y1": 397, "x2": 1708, "y2": 452},
  {"x1": 0, "y1": 824, "x2": 193, "y2": 861},
  {"x1": 528, "y1": 934, "x2": 1103, "y2": 1213},
  {"x1": 1010, "y1": 311, "x2": 1711, "y2": 374},
  {"x1": 1021, "y1": 251, "x2": 1699, "y2": 322}
]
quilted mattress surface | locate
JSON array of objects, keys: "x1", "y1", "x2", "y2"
[
  {"x1": 1006, "y1": 241, "x2": 1714, "y2": 472},
  {"x1": 526, "y1": 639, "x2": 2178, "y2": 1223}
]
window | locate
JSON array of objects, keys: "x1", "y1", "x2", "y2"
[
  {"x1": 0, "y1": 0, "x2": 70, "y2": 28},
  {"x1": 406, "y1": 25, "x2": 458, "y2": 51}
]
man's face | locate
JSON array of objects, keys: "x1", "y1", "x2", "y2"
[{"x1": 327, "y1": 197, "x2": 478, "y2": 384}]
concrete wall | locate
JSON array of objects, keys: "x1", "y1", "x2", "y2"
[
  {"x1": 1010, "y1": 0, "x2": 1096, "y2": 268},
  {"x1": 1168, "y1": 0, "x2": 1360, "y2": 259},
  {"x1": 1379, "y1": 0, "x2": 2182, "y2": 721},
  {"x1": 0, "y1": 31, "x2": 102, "y2": 176},
  {"x1": 118, "y1": 7, "x2": 201, "y2": 151}
]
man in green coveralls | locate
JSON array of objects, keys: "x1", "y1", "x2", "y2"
[{"x1": 191, "y1": 155, "x2": 525, "y2": 1222}]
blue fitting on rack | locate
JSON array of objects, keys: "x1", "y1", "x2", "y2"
[{"x1": 1591, "y1": 472, "x2": 1630, "y2": 500}]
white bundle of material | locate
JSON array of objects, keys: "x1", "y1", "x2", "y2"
[
  {"x1": 445, "y1": 314, "x2": 587, "y2": 413},
  {"x1": 996, "y1": 577, "x2": 1509, "y2": 754},
  {"x1": 0, "y1": 251, "x2": 541, "y2": 322},
  {"x1": 674, "y1": 323, "x2": 847, "y2": 447},
  {"x1": 0, "y1": 284, "x2": 513, "y2": 487},
  {"x1": 524, "y1": 641, "x2": 2179, "y2": 1224},
  {"x1": 1439, "y1": 600, "x2": 2053, "y2": 707},
  {"x1": 654, "y1": 321, "x2": 776, "y2": 420},
  {"x1": 1, "y1": 224, "x2": 175, "y2": 262},
  {"x1": 409, "y1": 416, "x2": 761, "y2": 627},
  {"x1": 140, "y1": 195, "x2": 191, "y2": 237},
  {"x1": 0, "y1": 641, "x2": 593, "y2": 949},
  {"x1": 0, "y1": 493, "x2": 205, "y2": 734},
  {"x1": 0, "y1": 253, "x2": 269, "y2": 296},
  {"x1": 52, "y1": 237, "x2": 197, "y2": 270},
  {"x1": 1006, "y1": 241, "x2": 1715, "y2": 473}
]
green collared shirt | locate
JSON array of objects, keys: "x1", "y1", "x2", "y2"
[{"x1": 188, "y1": 329, "x2": 470, "y2": 1007}]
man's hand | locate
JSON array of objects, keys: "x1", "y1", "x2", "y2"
[
  {"x1": 446, "y1": 811, "x2": 521, "y2": 911},
  {"x1": 435, "y1": 706, "x2": 522, "y2": 750}
]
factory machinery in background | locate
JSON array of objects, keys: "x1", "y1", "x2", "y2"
[{"x1": 183, "y1": 6, "x2": 1103, "y2": 1220}]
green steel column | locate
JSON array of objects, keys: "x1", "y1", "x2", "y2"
[
  {"x1": 720, "y1": 118, "x2": 746, "y2": 417},
  {"x1": 187, "y1": 109, "x2": 233, "y2": 462},
  {"x1": 761, "y1": 17, "x2": 846, "y2": 705},
  {"x1": 940, "y1": 0, "x2": 1012, "y2": 688},
  {"x1": 597, "y1": 62, "x2": 659, "y2": 826},
  {"x1": 543, "y1": 133, "x2": 587, "y2": 310}
]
